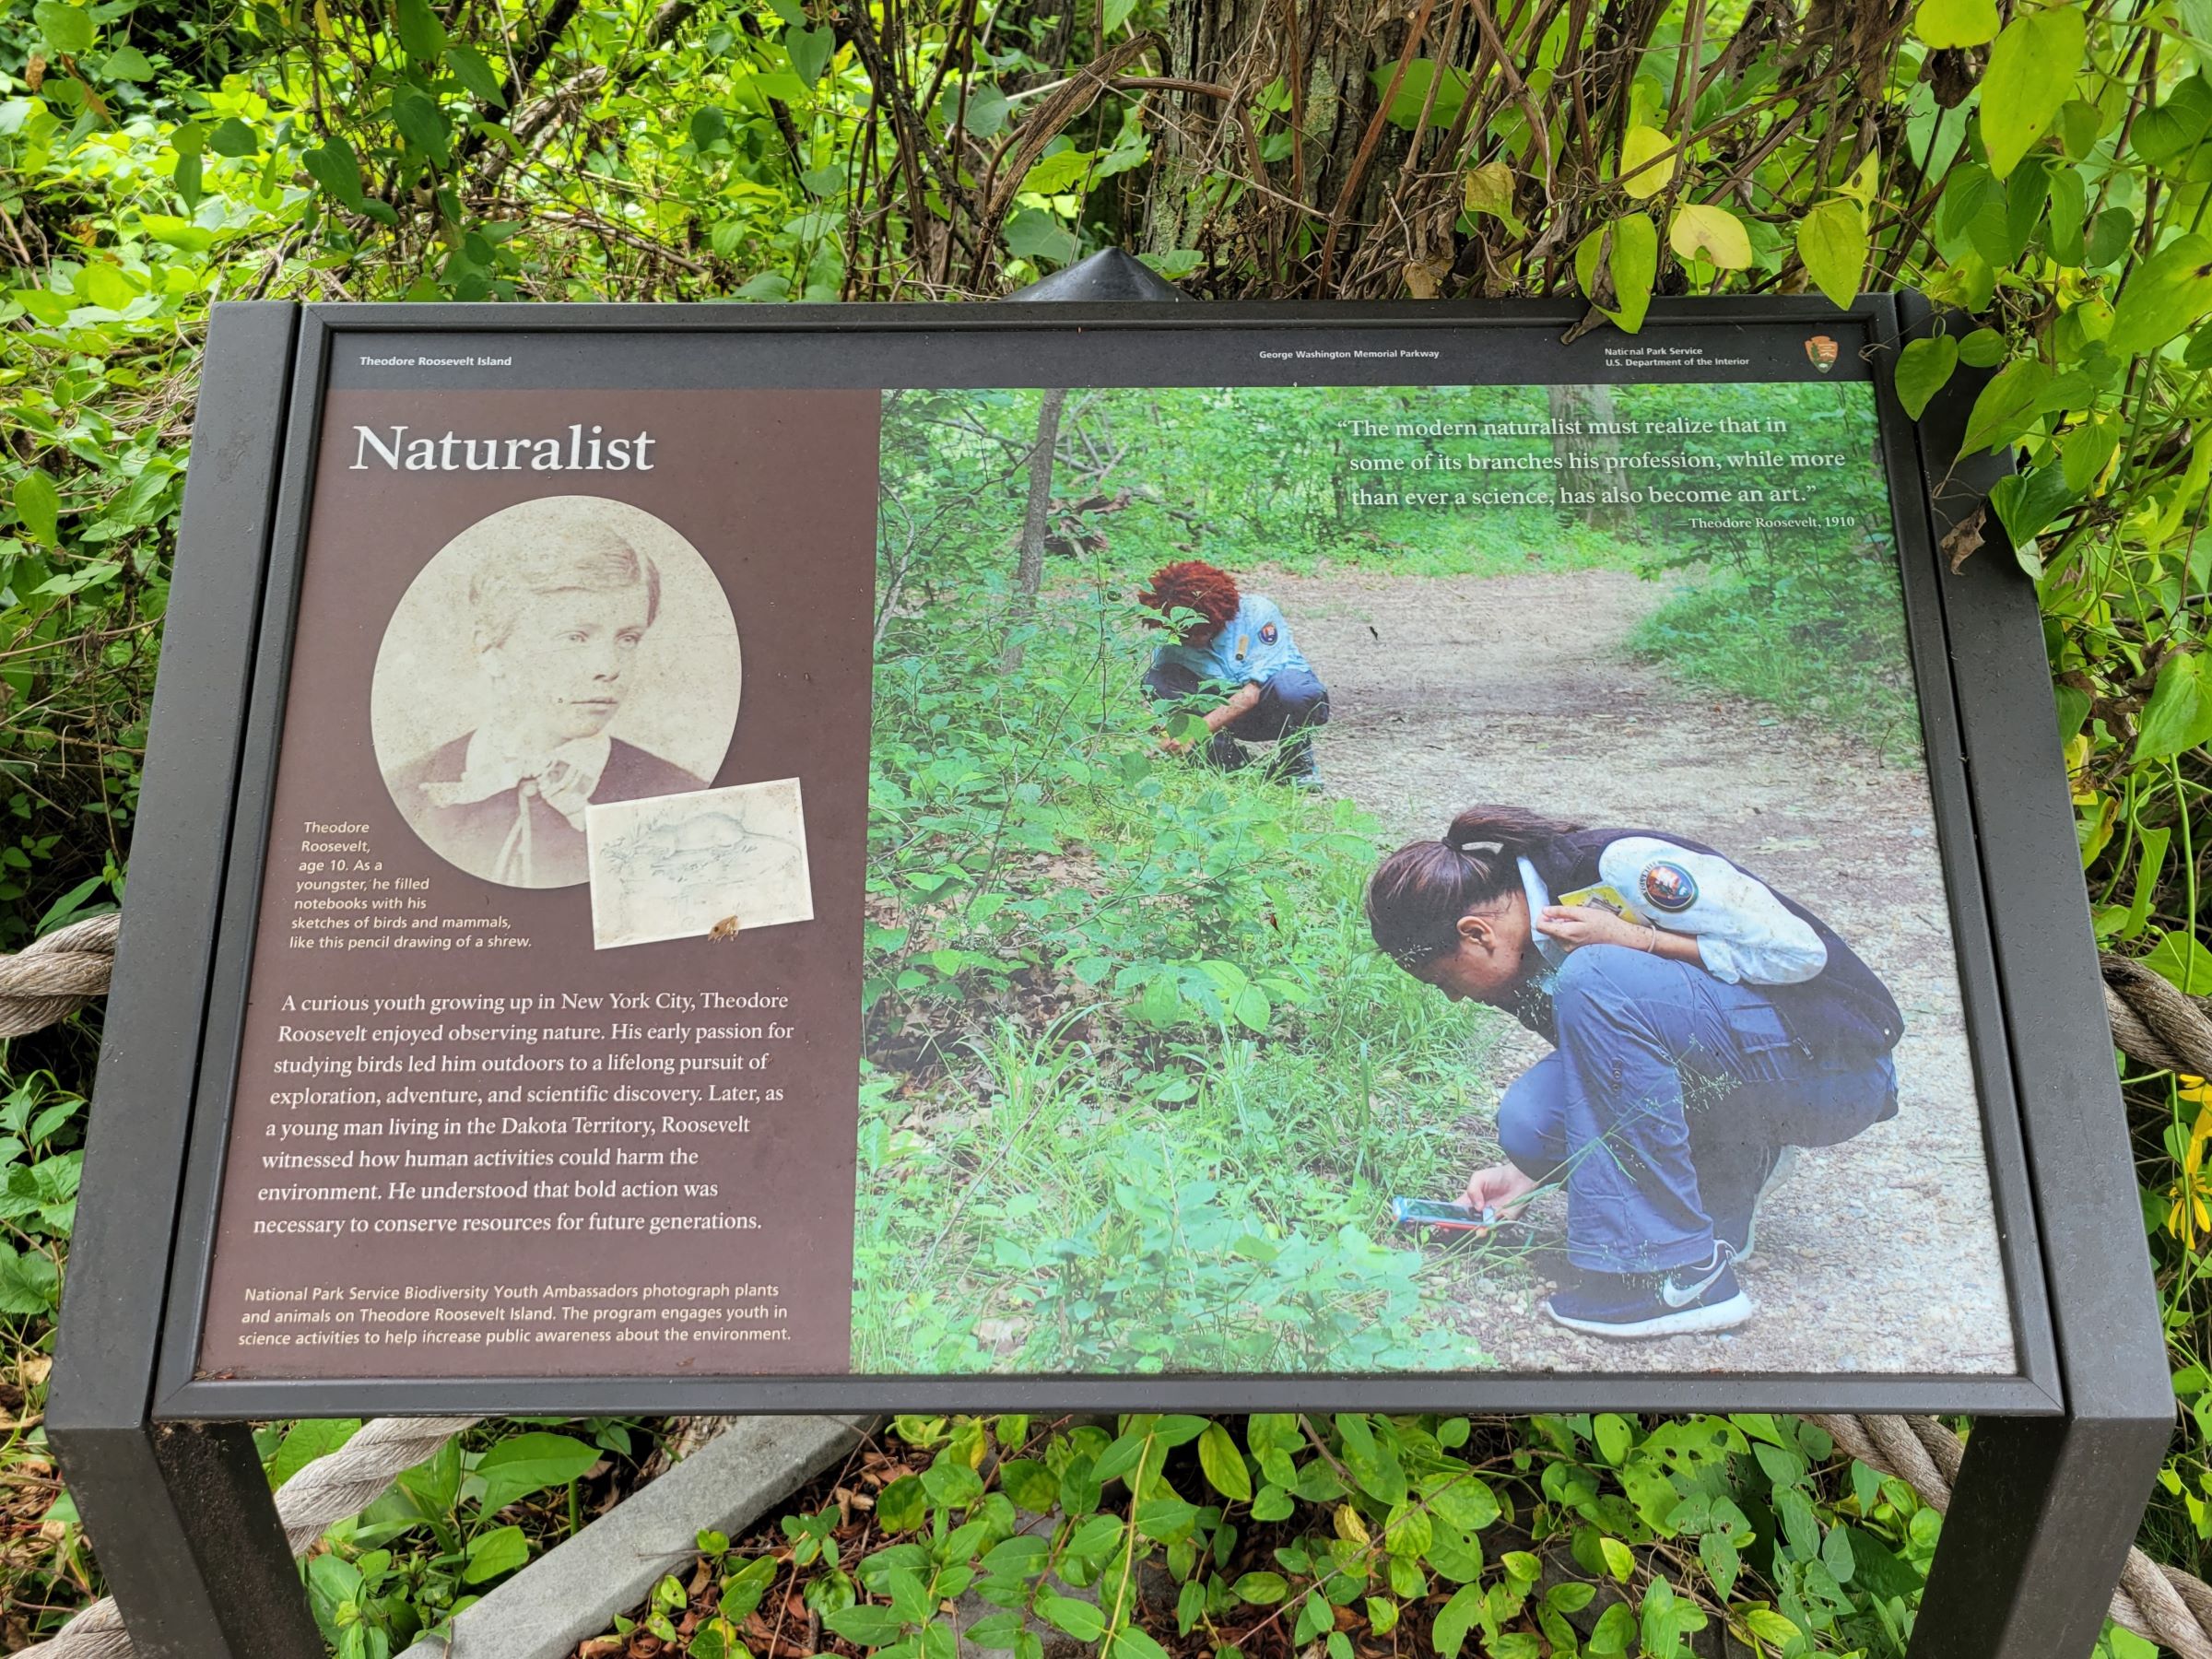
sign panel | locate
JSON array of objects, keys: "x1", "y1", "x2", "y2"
[{"x1": 171, "y1": 305, "x2": 2048, "y2": 1405}]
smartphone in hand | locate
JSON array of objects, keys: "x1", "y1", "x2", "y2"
[{"x1": 1391, "y1": 1195, "x2": 1496, "y2": 1234}]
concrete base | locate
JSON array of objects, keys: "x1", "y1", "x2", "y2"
[{"x1": 397, "y1": 1417, "x2": 870, "y2": 1659}]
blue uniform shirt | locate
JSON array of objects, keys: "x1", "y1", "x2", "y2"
[
  {"x1": 1150, "y1": 594, "x2": 1310, "y2": 688},
  {"x1": 1517, "y1": 842, "x2": 1829, "y2": 986}
]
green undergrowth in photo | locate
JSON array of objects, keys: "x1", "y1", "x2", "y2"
[
  {"x1": 855, "y1": 552, "x2": 1498, "y2": 1374},
  {"x1": 1623, "y1": 382, "x2": 1927, "y2": 765}
]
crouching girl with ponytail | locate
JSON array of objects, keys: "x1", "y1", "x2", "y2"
[{"x1": 1368, "y1": 806, "x2": 1903, "y2": 1339}]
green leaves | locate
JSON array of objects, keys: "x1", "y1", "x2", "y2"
[
  {"x1": 1198, "y1": 1422, "x2": 1253, "y2": 1501},
  {"x1": 1959, "y1": 358, "x2": 2053, "y2": 453},
  {"x1": 1430, "y1": 1583, "x2": 1486, "y2": 1658},
  {"x1": 14, "y1": 470, "x2": 60, "y2": 549},
  {"x1": 444, "y1": 44, "x2": 508, "y2": 108},
  {"x1": 32, "y1": 0, "x2": 94, "y2": 55},
  {"x1": 785, "y1": 23, "x2": 838, "y2": 84},
  {"x1": 2137, "y1": 653, "x2": 2212, "y2": 763},
  {"x1": 715, "y1": 1554, "x2": 778, "y2": 1622},
  {"x1": 2109, "y1": 234, "x2": 2212, "y2": 359},
  {"x1": 265, "y1": 1418, "x2": 363, "y2": 1487},
  {"x1": 825, "y1": 1603, "x2": 908, "y2": 1647},
  {"x1": 304, "y1": 137, "x2": 370, "y2": 212},
  {"x1": 395, "y1": 0, "x2": 447, "y2": 64},
  {"x1": 389, "y1": 86, "x2": 452, "y2": 167},
  {"x1": 1038, "y1": 1594, "x2": 1105, "y2": 1641},
  {"x1": 470, "y1": 1432, "x2": 600, "y2": 1513},
  {"x1": 1573, "y1": 214, "x2": 1657, "y2": 331},
  {"x1": 462, "y1": 1524, "x2": 529, "y2": 1584},
  {"x1": 1895, "y1": 335, "x2": 1959, "y2": 419},
  {"x1": 997, "y1": 1459, "x2": 1058, "y2": 1512},
  {"x1": 1005, "y1": 208, "x2": 1077, "y2": 265},
  {"x1": 1333, "y1": 1414, "x2": 1407, "y2": 1505},
  {"x1": 1914, "y1": 0, "x2": 1998, "y2": 47},
  {"x1": 1795, "y1": 199, "x2": 1868, "y2": 309},
  {"x1": 1981, "y1": 6, "x2": 2086, "y2": 178}
]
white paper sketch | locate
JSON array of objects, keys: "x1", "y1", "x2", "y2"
[{"x1": 586, "y1": 779, "x2": 814, "y2": 950}]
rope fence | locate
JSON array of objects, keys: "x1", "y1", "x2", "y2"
[{"x1": 11, "y1": 924, "x2": 2212, "y2": 1658}]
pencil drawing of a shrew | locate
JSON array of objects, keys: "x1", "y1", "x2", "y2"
[
  {"x1": 381, "y1": 513, "x2": 710, "y2": 888},
  {"x1": 586, "y1": 779, "x2": 814, "y2": 950}
]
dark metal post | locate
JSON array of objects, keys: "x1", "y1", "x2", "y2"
[
  {"x1": 48, "y1": 301, "x2": 323, "y2": 1659},
  {"x1": 1914, "y1": 1416, "x2": 2173, "y2": 1658},
  {"x1": 59, "y1": 1422, "x2": 324, "y2": 1659},
  {"x1": 1898, "y1": 291, "x2": 2172, "y2": 1659},
  {"x1": 1004, "y1": 246, "x2": 1188, "y2": 302}
]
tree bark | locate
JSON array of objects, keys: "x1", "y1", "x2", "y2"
[
  {"x1": 1003, "y1": 387, "x2": 1069, "y2": 671},
  {"x1": 1548, "y1": 382, "x2": 1631, "y2": 532}
]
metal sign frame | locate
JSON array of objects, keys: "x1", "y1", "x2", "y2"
[{"x1": 47, "y1": 291, "x2": 2171, "y2": 1659}]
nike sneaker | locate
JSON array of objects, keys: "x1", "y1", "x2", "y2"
[
  {"x1": 1545, "y1": 1245, "x2": 1753, "y2": 1338},
  {"x1": 1714, "y1": 1146, "x2": 1798, "y2": 1265}
]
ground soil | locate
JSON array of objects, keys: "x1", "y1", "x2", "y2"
[{"x1": 1269, "y1": 563, "x2": 2017, "y2": 1375}]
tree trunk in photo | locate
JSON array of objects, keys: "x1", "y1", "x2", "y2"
[
  {"x1": 1547, "y1": 382, "x2": 1632, "y2": 533},
  {"x1": 1003, "y1": 386, "x2": 1069, "y2": 672}
]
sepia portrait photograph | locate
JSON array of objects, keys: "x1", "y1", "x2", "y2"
[
  {"x1": 586, "y1": 777, "x2": 815, "y2": 950},
  {"x1": 371, "y1": 495, "x2": 741, "y2": 888}
]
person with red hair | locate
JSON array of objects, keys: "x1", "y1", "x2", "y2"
[{"x1": 1137, "y1": 559, "x2": 1331, "y2": 786}]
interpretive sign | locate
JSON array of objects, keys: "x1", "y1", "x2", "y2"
[
  {"x1": 46, "y1": 292, "x2": 2156, "y2": 1411},
  {"x1": 44, "y1": 294, "x2": 2175, "y2": 1659},
  {"x1": 67, "y1": 298, "x2": 2105, "y2": 1412}
]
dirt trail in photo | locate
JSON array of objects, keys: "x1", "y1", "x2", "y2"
[{"x1": 1269, "y1": 565, "x2": 2016, "y2": 1375}]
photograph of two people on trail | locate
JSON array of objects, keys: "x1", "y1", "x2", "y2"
[{"x1": 856, "y1": 376, "x2": 2013, "y2": 1378}]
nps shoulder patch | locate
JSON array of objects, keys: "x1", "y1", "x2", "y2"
[{"x1": 1639, "y1": 859, "x2": 1699, "y2": 913}]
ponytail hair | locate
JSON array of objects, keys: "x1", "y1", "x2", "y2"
[{"x1": 1366, "y1": 805, "x2": 1584, "y2": 965}]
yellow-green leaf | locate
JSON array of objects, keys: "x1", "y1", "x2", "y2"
[
  {"x1": 1744, "y1": 1608, "x2": 1802, "y2": 1645},
  {"x1": 1981, "y1": 6, "x2": 2086, "y2": 179},
  {"x1": 1796, "y1": 199, "x2": 1867, "y2": 309},
  {"x1": 1669, "y1": 203, "x2": 1752, "y2": 268},
  {"x1": 78, "y1": 262, "x2": 135, "y2": 309},
  {"x1": 462, "y1": 1524, "x2": 529, "y2": 1585},
  {"x1": 1575, "y1": 214, "x2": 1659, "y2": 331},
  {"x1": 1599, "y1": 1535, "x2": 1635, "y2": 1581},
  {"x1": 1197, "y1": 1421, "x2": 1253, "y2": 1502},
  {"x1": 1618, "y1": 124, "x2": 1677, "y2": 200},
  {"x1": 2138, "y1": 653, "x2": 2212, "y2": 763},
  {"x1": 1894, "y1": 335, "x2": 1959, "y2": 418},
  {"x1": 33, "y1": 0, "x2": 94, "y2": 54},
  {"x1": 1464, "y1": 161, "x2": 1525, "y2": 235},
  {"x1": 2109, "y1": 233, "x2": 2212, "y2": 359},
  {"x1": 13, "y1": 469, "x2": 59, "y2": 549},
  {"x1": 1914, "y1": 0, "x2": 1999, "y2": 47},
  {"x1": 1960, "y1": 358, "x2": 2053, "y2": 453}
]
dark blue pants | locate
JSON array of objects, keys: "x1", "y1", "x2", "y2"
[
  {"x1": 1496, "y1": 945, "x2": 1897, "y2": 1276},
  {"x1": 1142, "y1": 662, "x2": 1330, "y2": 771}
]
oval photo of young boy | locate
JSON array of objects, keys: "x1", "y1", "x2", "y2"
[{"x1": 371, "y1": 495, "x2": 741, "y2": 889}]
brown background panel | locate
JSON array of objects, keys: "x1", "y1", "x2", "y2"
[{"x1": 197, "y1": 387, "x2": 879, "y2": 1378}]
